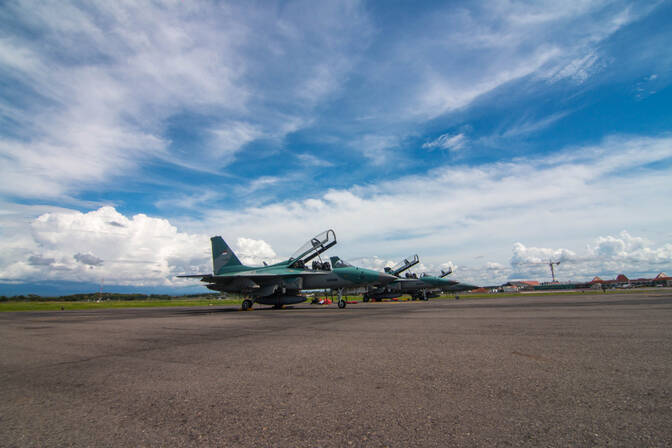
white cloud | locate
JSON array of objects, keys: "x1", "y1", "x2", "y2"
[
  {"x1": 0, "y1": 206, "x2": 290, "y2": 286},
  {"x1": 0, "y1": 1, "x2": 371, "y2": 199},
  {"x1": 74, "y1": 253, "x2": 104, "y2": 267},
  {"x1": 179, "y1": 134, "x2": 672, "y2": 285},
  {"x1": 422, "y1": 133, "x2": 467, "y2": 151},
  {"x1": 511, "y1": 242, "x2": 579, "y2": 266},
  {"x1": 401, "y1": 1, "x2": 653, "y2": 119},
  {"x1": 235, "y1": 237, "x2": 278, "y2": 266},
  {"x1": 2, "y1": 132, "x2": 671, "y2": 288},
  {"x1": 353, "y1": 134, "x2": 401, "y2": 165},
  {"x1": 500, "y1": 111, "x2": 571, "y2": 138},
  {"x1": 347, "y1": 256, "x2": 398, "y2": 272},
  {"x1": 414, "y1": 46, "x2": 560, "y2": 118},
  {"x1": 210, "y1": 122, "x2": 263, "y2": 162},
  {"x1": 500, "y1": 231, "x2": 672, "y2": 284},
  {"x1": 546, "y1": 50, "x2": 603, "y2": 83},
  {"x1": 28, "y1": 255, "x2": 55, "y2": 266},
  {"x1": 0, "y1": 206, "x2": 210, "y2": 286},
  {"x1": 296, "y1": 153, "x2": 334, "y2": 167}
]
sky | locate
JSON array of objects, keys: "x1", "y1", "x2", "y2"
[{"x1": 1, "y1": 0, "x2": 671, "y2": 295}]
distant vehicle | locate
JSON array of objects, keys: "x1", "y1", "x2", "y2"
[{"x1": 179, "y1": 230, "x2": 396, "y2": 310}]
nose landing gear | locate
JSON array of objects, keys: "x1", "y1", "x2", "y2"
[{"x1": 337, "y1": 288, "x2": 346, "y2": 309}]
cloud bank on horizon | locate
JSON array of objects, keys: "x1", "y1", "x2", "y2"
[{"x1": 1, "y1": 1, "x2": 671, "y2": 292}]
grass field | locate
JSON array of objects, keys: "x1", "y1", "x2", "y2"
[
  {"x1": 0, "y1": 298, "x2": 242, "y2": 312},
  {"x1": 1, "y1": 288, "x2": 663, "y2": 312}
]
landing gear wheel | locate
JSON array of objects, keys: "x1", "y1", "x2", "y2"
[
  {"x1": 338, "y1": 300, "x2": 346, "y2": 309},
  {"x1": 242, "y1": 299, "x2": 253, "y2": 311}
]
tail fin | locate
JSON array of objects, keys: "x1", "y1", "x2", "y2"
[{"x1": 211, "y1": 236, "x2": 243, "y2": 274}]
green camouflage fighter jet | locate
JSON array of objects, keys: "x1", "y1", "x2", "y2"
[
  {"x1": 179, "y1": 230, "x2": 396, "y2": 310},
  {"x1": 363, "y1": 261, "x2": 478, "y2": 302}
]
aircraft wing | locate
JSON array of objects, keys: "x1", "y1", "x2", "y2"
[
  {"x1": 178, "y1": 271, "x2": 327, "y2": 281},
  {"x1": 211, "y1": 271, "x2": 327, "y2": 280}
]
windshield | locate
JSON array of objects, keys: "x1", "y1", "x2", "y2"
[
  {"x1": 333, "y1": 258, "x2": 352, "y2": 268},
  {"x1": 288, "y1": 229, "x2": 337, "y2": 265}
]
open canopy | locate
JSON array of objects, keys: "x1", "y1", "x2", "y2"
[
  {"x1": 288, "y1": 229, "x2": 337, "y2": 267},
  {"x1": 384, "y1": 254, "x2": 419, "y2": 276}
]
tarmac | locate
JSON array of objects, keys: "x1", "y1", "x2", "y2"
[{"x1": 1, "y1": 291, "x2": 671, "y2": 447}]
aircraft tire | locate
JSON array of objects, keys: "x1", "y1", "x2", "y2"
[
  {"x1": 338, "y1": 300, "x2": 346, "y2": 309},
  {"x1": 242, "y1": 299, "x2": 253, "y2": 311}
]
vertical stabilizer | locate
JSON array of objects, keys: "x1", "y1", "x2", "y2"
[{"x1": 211, "y1": 236, "x2": 243, "y2": 274}]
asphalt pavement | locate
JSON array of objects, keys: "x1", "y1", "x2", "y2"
[{"x1": 1, "y1": 292, "x2": 671, "y2": 447}]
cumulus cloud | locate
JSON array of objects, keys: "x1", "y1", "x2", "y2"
[
  {"x1": 28, "y1": 255, "x2": 55, "y2": 266},
  {"x1": 74, "y1": 253, "x2": 104, "y2": 267},
  {"x1": 235, "y1": 237, "x2": 278, "y2": 266},
  {"x1": 0, "y1": 206, "x2": 290, "y2": 287},
  {"x1": 472, "y1": 231, "x2": 672, "y2": 285},
  {"x1": 2, "y1": 134, "x2": 672, "y2": 288},
  {"x1": 0, "y1": 207, "x2": 210, "y2": 286},
  {"x1": 511, "y1": 242, "x2": 579, "y2": 266},
  {"x1": 179, "y1": 134, "x2": 672, "y2": 285},
  {"x1": 347, "y1": 256, "x2": 398, "y2": 272}
]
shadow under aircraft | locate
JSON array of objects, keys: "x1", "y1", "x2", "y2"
[{"x1": 179, "y1": 230, "x2": 396, "y2": 310}]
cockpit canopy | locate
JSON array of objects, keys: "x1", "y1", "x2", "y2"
[
  {"x1": 330, "y1": 256, "x2": 352, "y2": 268},
  {"x1": 288, "y1": 229, "x2": 337, "y2": 268},
  {"x1": 387, "y1": 254, "x2": 419, "y2": 277}
]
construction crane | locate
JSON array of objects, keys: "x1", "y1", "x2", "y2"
[{"x1": 548, "y1": 260, "x2": 560, "y2": 283}]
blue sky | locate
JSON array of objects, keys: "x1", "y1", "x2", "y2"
[{"x1": 1, "y1": 1, "x2": 671, "y2": 295}]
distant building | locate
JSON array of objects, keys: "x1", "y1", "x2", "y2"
[
  {"x1": 588, "y1": 273, "x2": 672, "y2": 289},
  {"x1": 500, "y1": 281, "x2": 539, "y2": 292}
]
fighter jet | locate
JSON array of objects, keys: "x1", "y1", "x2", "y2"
[
  {"x1": 179, "y1": 230, "x2": 396, "y2": 310},
  {"x1": 363, "y1": 259, "x2": 477, "y2": 302}
]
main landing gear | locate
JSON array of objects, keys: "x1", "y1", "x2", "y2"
[{"x1": 241, "y1": 299, "x2": 254, "y2": 311}]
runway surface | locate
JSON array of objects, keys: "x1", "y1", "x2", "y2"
[{"x1": 2, "y1": 292, "x2": 671, "y2": 447}]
